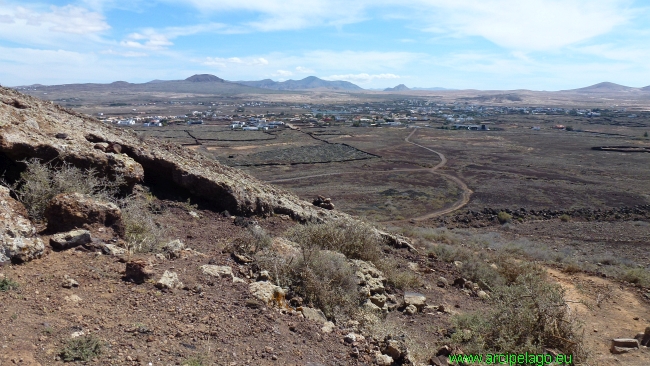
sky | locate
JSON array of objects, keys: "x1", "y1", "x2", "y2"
[{"x1": 0, "y1": 0, "x2": 649, "y2": 90}]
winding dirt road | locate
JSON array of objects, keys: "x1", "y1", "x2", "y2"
[{"x1": 267, "y1": 128, "x2": 472, "y2": 221}]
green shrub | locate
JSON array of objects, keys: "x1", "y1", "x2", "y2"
[
  {"x1": 0, "y1": 277, "x2": 19, "y2": 292},
  {"x1": 451, "y1": 271, "x2": 585, "y2": 361},
  {"x1": 559, "y1": 214, "x2": 571, "y2": 222},
  {"x1": 497, "y1": 211, "x2": 512, "y2": 224},
  {"x1": 3, "y1": 159, "x2": 124, "y2": 221},
  {"x1": 286, "y1": 220, "x2": 383, "y2": 263},
  {"x1": 59, "y1": 335, "x2": 102, "y2": 362},
  {"x1": 183, "y1": 356, "x2": 206, "y2": 366}
]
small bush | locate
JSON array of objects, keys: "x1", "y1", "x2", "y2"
[
  {"x1": 451, "y1": 271, "x2": 585, "y2": 361},
  {"x1": 230, "y1": 225, "x2": 272, "y2": 255},
  {"x1": 289, "y1": 249, "x2": 361, "y2": 320},
  {"x1": 621, "y1": 267, "x2": 650, "y2": 287},
  {"x1": 562, "y1": 262, "x2": 583, "y2": 275},
  {"x1": 0, "y1": 277, "x2": 19, "y2": 292},
  {"x1": 286, "y1": 220, "x2": 383, "y2": 263},
  {"x1": 120, "y1": 194, "x2": 167, "y2": 254},
  {"x1": 183, "y1": 356, "x2": 206, "y2": 366},
  {"x1": 497, "y1": 211, "x2": 512, "y2": 224},
  {"x1": 377, "y1": 258, "x2": 422, "y2": 290},
  {"x1": 59, "y1": 335, "x2": 102, "y2": 362},
  {"x1": 3, "y1": 159, "x2": 124, "y2": 220},
  {"x1": 559, "y1": 214, "x2": 571, "y2": 222}
]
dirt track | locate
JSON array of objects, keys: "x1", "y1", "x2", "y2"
[{"x1": 267, "y1": 128, "x2": 473, "y2": 221}]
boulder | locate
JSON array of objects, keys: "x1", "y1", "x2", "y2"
[
  {"x1": 124, "y1": 259, "x2": 153, "y2": 284},
  {"x1": 50, "y1": 229, "x2": 91, "y2": 250},
  {"x1": 634, "y1": 326, "x2": 650, "y2": 347},
  {"x1": 299, "y1": 306, "x2": 328, "y2": 324},
  {"x1": 200, "y1": 264, "x2": 245, "y2": 283},
  {"x1": 404, "y1": 292, "x2": 427, "y2": 311},
  {"x1": 375, "y1": 353, "x2": 394, "y2": 366},
  {"x1": 610, "y1": 338, "x2": 639, "y2": 354},
  {"x1": 351, "y1": 259, "x2": 387, "y2": 296},
  {"x1": 101, "y1": 243, "x2": 126, "y2": 256},
  {"x1": 437, "y1": 276, "x2": 449, "y2": 288},
  {"x1": 0, "y1": 186, "x2": 45, "y2": 263},
  {"x1": 381, "y1": 336, "x2": 409, "y2": 363},
  {"x1": 161, "y1": 239, "x2": 184, "y2": 259},
  {"x1": 44, "y1": 193, "x2": 123, "y2": 235},
  {"x1": 156, "y1": 270, "x2": 183, "y2": 290},
  {"x1": 249, "y1": 281, "x2": 286, "y2": 307},
  {"x1": 404, "y1": 304, "x2": 417, "y2": 315}
]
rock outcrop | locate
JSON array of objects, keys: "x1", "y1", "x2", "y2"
[
  {"x1": 44, "y1": 193, "x2": 123, "y2": 235},
  {"x1": 0, "y1": 186, "x2": 45, "y2": 263},
  {"x1": 0, "y1": 86, "x2": 410, "y2": 245}
]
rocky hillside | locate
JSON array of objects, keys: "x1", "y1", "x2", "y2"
[{"x1": 0, "y1": 86, "x2": 345, "y2": 222}]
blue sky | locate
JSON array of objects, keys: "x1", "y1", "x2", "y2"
[{"x1": 0, "y1": 0, "x2": 649, "y2": 90}]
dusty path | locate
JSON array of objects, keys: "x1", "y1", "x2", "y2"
[
  {"x1": 267, "y1": 128, "x2": 472, "y2": 221},
  {"x1": 547, "y1": 268, "x2": 650, "y2": 365},
  {"x1": 401, "y1": 128, "x2": 472, "y2": 221}
]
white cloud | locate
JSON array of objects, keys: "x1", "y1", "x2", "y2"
[
  {"x1": 122, "y1": 31, "x2": 173, "y2": 50},
  {"x1": 168, "y1": 0, "x2": 634, "y2": 51},
  {"x1": 323, "y1": 73, "x2": 400, "y2": 83},
  {"x1": 173, "y1": 0, "x2": 368, "y2": 31},
  {"x1": 9, "y1": 4, "x2": 110, "y2": 34},
  {"x1": 101, "y1": 49, "x2": 148, "y2": 57},
  {"x1": 273, "y1": 70, "x2": 293, "y2": 77},
  {"x1": 0, "y1": 14, "x2": 14, "y2": 23},
  {"x1": 295, "y1": 66, "x2": 314, "y2": 73},
  {"x1": 120, "y1": 23, "x2": 226, "y2": 50},
  {"x1": 0, "y1": 3, "x2": 110, "y2": 48},
  {"x1": 417, "y1": 0, "x2": 632, "y2": 51}
]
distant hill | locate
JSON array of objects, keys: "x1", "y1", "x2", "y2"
[
  {"x1": 236, "y1": 76, "x2": 363, "y2": 91},
  {"x1": 384, "y1": 84, "x2": 410, "y2": 92},
  {"x1": 186, "y1": 74, "x2": 225, "y2": 83},
  {"x1": 15, "y1": 74, "x2": 280, "y2": 96},
  {"x1": 642, "y1": 85, "x2": 650, "y2": 91},
  {"x1": 567, "y1": 82, "x2": 639, "y2": 93}
]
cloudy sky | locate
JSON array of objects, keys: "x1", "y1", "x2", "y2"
[{"x1": 0, "y1": 0, "x2": 648, "y2": 90}]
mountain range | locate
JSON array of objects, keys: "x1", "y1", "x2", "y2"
[
  {"x1": 236, "y1": 76, "x2": 363, "y2": 91},
  {"x1": 13, "y1": 76, "x2": 650, "y2": 94}
]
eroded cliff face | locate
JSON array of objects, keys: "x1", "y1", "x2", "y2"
[{"x1": 0, "y1": 86, "x2": 342, "y2": 222}]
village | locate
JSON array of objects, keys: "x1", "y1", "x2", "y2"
[{"x1": 97, "y1": 98, "x2": 646, "y2": 132}]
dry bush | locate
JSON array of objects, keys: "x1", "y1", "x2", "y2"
[
  {"x1": 2, "y1": 158, "x2": 124, "y2": 220},
  {"x1": 562, "y1": 262, "x2": 583, "y2": 275},
  {"x1": 286, "y1": 220, "x2": 383, "y2": 263},
  {"x1": 620, "y1": 267, "x2": 650, "y2": 287},
  {"x1": 119, "y1": 193, "x2": 167, "y2": 254},
  {"x1": 377, "y1": 257, "x2": 422, "y2": 290},
  {"x1": 451, "y1": 270, "x2": 585, "y2": 362},
  {"x1": 229, "y1": 225, "x2": 272, "y2": 255},
  {"x1": 289, "y1": 249, "x2": 361, "y2": 320}
]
